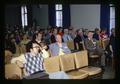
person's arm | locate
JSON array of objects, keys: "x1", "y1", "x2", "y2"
[
  {"x1": 41, "y1": 49, "x2": 50, "y2": 58},
  {"x1": 62, "y1": 35, "x2": 66, "y2": 42},
  {"x1": 63, "y1": 43, "x2": 71, "y2": 54},
  {"x1": 11, "y1": 54, "x2": 26, "y2": 64},
  {"x1": 84, "y1": 39, "x2": 95, "y2": 51},
  {"x1": 48, "y1": 44, "x2": 54, "y2": 56}
]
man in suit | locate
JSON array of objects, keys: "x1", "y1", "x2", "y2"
[
  {"x1": 84, "y1": 31, "x2": 105, "y2": 68},
  {"x1": 49, "y1": 34, "x2": 71, "y2": 56}
]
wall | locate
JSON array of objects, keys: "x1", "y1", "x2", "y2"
[
  {"x1": 5, "y1": 5, "x2": 21, "y2": 26},
  {"x1": 70, "y1": 5, "x2": 100, "y2": 31},
  {"x1": 32, "y1": 5, "x2": 48, "y2": 28}
]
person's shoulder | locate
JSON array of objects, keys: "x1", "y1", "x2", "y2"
[
  {"x1": 62, "y1": 42, "x2": 67, "y2": 45},
  {"x1": 49, "y1": 43, "x2": 56, "y2": 47}
]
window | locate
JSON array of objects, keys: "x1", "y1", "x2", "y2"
[
  {"x1": 55, "y1": 4, "x2": 63, "y2": 27},
  {"x1": 21, "y1": 5, "x2": 28, "y2": 28},
  {"x1": 110, "y1": 4, "x2": 115, "y2": 34}
]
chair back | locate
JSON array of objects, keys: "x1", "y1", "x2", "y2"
[
  {"x1": 5, "y1": 50, "x2": 13, "y2": 64},
  {"x1": 66, "y1": 41, "x2": 74, "y2": 50},
  {"x1": 60, "y1": 53, "x2": 75, "y2": 72},
  {"x1": 43, "y1": 56, "x2": 60, "y2": 73},
  {"x1": 5, "y1": 63, "x2": 22, "y2": 79},
  {"x1": 74, "y1": 50, "x2": 88, "y2": 69}
]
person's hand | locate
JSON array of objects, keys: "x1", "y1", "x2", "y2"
[
  {"x1": 43, "y1": 45, "x2": 47, "y2": 50},
  {"x1": 16, "y1": 60, "x2": 24, "y2": 68}
]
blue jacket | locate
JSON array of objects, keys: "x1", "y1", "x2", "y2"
[{"x1": 49, "y1": 42, "x2": 71, "y2": 56}]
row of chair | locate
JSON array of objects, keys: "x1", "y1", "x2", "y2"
[{"x1": 43, "y1": 50, "x2": 103, "y2": 79}]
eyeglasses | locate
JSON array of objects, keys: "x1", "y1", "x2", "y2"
[{"x1": 32, "y1": 46, "x2": 40, "y2": 49}]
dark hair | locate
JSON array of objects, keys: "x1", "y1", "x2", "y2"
[
  {"x1": 95, "y1": 28, "x2": 99, "y2": 32},
  {"x1": 32, "y1": 31, "x2": 44, "y2": 41},
  {"x1": 26, "y1": 41, "x2": 40, "y2": 52}
]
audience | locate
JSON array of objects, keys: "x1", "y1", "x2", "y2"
[{"x1": 5, "y1": 24, "x2": 115, "y2": 79}]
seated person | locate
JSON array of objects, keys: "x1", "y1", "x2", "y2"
[
  {"x1": 93, "y1": 28, "x2": 101, "y2": 41},
  {"x1": 84, "y1": 31, "x2": 105, "y2": 67},
  {"x1": 62, "y1": 28, "x2": 73, "y2": 42},
  {"x1": 74, "y1": 29, "x2": 85, "y2": 51},
  {"x1": 11, "y1": 41, "x2": 45, "y2": 77},
  {"x1": 49, "y1": 34, "x2": 71, "y2": 56},
  {"x1": 32, "y1": 31, "x2": 50, "y2": 58}
]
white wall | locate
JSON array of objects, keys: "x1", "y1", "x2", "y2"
[
  {"x1": 70, "y1": 5, "x2": 100, "y2": 31},
  {"x1": 32, "y1": 5, "x2": 48, "y2": 28}
]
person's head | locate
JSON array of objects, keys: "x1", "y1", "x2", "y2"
[
  {"x1": 68, "y1": 29, "x2": 73, "y2": 34},
  {"x1": 26, "y1": 41, "x2": 40, "y2": 54},
  {"x1": 33, "y1": 31, "x2": 43, "y2": 41},
  {"x1": 84, "y1": 29, "x2": 89, "y2": 35},
  {"x1": 87, "y1": 31, "x2": 93, "y2": 39},
  {"x1": 23, "y1": 34, "x2": 28, "y2": 40},
  {"x1": 58, "y1": 27, "x2": 63, "y2": 33},
  {"x1": 64, "y1": 28, "x2": 69, "y2": 34},
  {"x1": 95, "y1": 28, "x2": 100, "y2": 34},
  {"x1": 53, "y1": 28, "x2": 58, "y2": 35},
  {"x1": 101, "y1": 29, "x2": 106, "y2": 34},
  {"x1": 76, "y1": 29, "x2": 83, "y2": 36},
  {"x1": 55, "y1": 34, "x2": 62, "y2": 43},
  {"x1": 37, "y1": 32, "x2": 43, "y2": 40}
]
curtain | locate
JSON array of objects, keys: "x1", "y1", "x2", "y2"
[
  {"x1": 62, "y1": 4, "x2": 70, "y2": 28},
  {"x1": 48, "y1": 4, "x2": 56, "y2": 27},
  {"x1": 100, "y1": 4, "x2": 110, "y2": 35}
]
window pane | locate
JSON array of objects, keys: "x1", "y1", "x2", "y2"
[
  {"x1": 24, "y1": 14, "x2": 28, "y2": 26},
  {"x1": 21, "y1": 6, "x2": 28, "y2": 28},
  {"x1": 55, "y1": 4, "x2": 62, "y2": 10},
  {"x1": 110, "y1": 6, "x2": 115, "y2": 34},
  {"x1": 21, "y1": 7, "x2": 25, "y2": 27},
  {"x1": 24, "y1": 6, "x2": 27, "y2": 13},
  {"x1": 56, "y1": 11, "x2": 62, "y2": 27}
]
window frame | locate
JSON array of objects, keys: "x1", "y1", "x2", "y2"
[
  {"x1": 55, "y1": 4, "x2": 63, "y2": 27},
  {"x1": 110, "y1": 4, "x2": 115, "y2": 35},
  {"x1": 21, "y1": 5, "x2": 28, "y2": 28}
]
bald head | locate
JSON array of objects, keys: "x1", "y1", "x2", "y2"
[
  {"x1": 87, "y1": 31, "x2": 93, "y2": 39},
  {"x1": 55, "y1": 34, "x2": 62, "y2": 43}
]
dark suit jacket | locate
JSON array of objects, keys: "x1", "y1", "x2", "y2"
[{"x1": 84, "y1": 38, "x2": 99, "y2": 52}]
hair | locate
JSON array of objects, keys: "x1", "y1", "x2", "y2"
[
  {"x1": 32, "y1": 31, "x2": 43, "y2": 41},
  {"x1": 26, "y1": 41, "x2": 40, "y2": 52},
  {"x1": 95, "y1": 28, "x2": 99, "y2": 32}
]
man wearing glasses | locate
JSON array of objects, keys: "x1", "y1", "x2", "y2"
[{"x1": 11, "y1": 41, "x2": 48, "y2": 79}]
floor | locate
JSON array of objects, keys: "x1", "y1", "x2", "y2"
[{"x1": 102, "y1": 61, "x2": 115, "y2": 79}]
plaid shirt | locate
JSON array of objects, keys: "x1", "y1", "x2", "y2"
[{"x1": 24, "y1": 53, "x2": 44, "y2": 75}]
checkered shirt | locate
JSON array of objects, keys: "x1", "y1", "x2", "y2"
[{"x1": 24, "y1": 53, "x2": 44, "y2": 75}]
